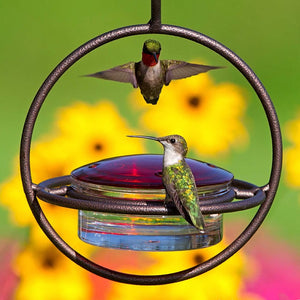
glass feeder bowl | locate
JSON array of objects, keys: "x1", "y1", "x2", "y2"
[{"x1": 70, "y1": 154, "x2": 233, "y2": 251}]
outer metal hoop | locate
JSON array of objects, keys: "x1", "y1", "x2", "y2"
[{"x1": 20, "y1": 22, "x2": 282, "y2": 285}]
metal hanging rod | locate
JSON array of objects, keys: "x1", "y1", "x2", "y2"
[{"x1": 149, "y1": 0, "x2": 162, "y2": 30}]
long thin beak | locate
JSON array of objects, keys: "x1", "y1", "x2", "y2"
[
  {"x1": 152, "y1": 52, "x2": 158, "y2": 63},
  {"x1": 127, "y1": 135, "x2": 159, "y2": 141}
]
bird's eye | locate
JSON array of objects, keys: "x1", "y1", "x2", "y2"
[{"x1": 170, "y1": 138, "x2": 176, "y2": 144}]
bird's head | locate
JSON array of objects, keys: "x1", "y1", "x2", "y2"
[
  {"x1": 142, "y1": 39, "x2": 161, "y2": 66},
  {"x1": 157, "y1": 135, "x2": 188, "y2": 157},
  {"x1": 127, "y1": 134, "x2": 188, "y2": 158}
]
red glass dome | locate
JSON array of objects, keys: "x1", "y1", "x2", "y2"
[{"x1": 71, "y1": 154, "x2": 233, "y2": 189}]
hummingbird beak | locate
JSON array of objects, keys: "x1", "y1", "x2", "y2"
[
  {"x1": 152, "y1": 52, "x2": 158, "y2": 63},
  {"x1": 127, "y1": 135, "x2": 159, "y2": 141}
]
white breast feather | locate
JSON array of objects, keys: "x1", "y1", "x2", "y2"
[
  {"x1": 163, "y1": 146, "x2": 182, "y2": 167},
  {"x1": 141, "y1": 61, "x2": 161, "y2": 81}
]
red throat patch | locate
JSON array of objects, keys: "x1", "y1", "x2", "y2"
[{"x1": 142, "y1": 52, "x2": 160, "y2": 66}]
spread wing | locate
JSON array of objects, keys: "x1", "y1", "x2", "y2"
[
  {"x1": 85, "y1": 62, "x2": 138, "y2": 88},
  {"x1": 163, "y1": 60, "x2": 221, "y2": 86}
]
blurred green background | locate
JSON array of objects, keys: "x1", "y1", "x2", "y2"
[{"x1": 0, "y1": 0, "x2": 299, "y2": 250}]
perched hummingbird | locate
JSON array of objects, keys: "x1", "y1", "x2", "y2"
[
  {"x1": 86, "y1": 39, "x2": 220, "y2": 105},
  {"x1": 127, "y1": 134, "x2": 205, "y2": 231}
]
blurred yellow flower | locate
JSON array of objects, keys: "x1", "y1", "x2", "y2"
[
  {"x1": 0, "y1": 136, "x2": 80, "y2": 227},
  {"x1": 56, "y1": 101, "x2": 145, "y2": 167},
  {"x1": 1, "y1": 96, "x2": 254, "y2": 299},
  {"x1": 130, "y1": 71, "x2": 248, "y2": 156},
  {"x1": 0, "y1": 100, "x2": 145, "y2": 227},
  {"x1": 30, "y1": 135, "x2": 78, "y2": 182},
  {"x1": 14, "y1": 243, "x2": 92, "y2": 300},
  {"x1": 29, "y1": 202, "x2": 94, "y2": 257},
  {"x1": 107, "y1": 239, "x2": 255, "y2": 300},
  {"x1": 285, "y1": 113, "x2": 300, "y2": 187},
  {"x1": 0, "y1": 171, "x2": 33, "y2": 226},
  {"x1": 0, "y1": 99, "x2": 146, "y2": 299}
]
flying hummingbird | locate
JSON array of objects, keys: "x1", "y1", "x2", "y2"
[
  {"x1": 86, "y1": 39, "x2": 220, "y2": 105},
  {"x1": 127, "y1": 134, "x2": 205, "y2": 231}
]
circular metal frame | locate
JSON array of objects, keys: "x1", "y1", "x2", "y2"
[{"x1": 20, "y1": 1, "x2": 282, "y2": 285}]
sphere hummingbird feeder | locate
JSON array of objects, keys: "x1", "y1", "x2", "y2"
[{"x1": 20, "y1": 0, "x2": 282, "y2": 285}]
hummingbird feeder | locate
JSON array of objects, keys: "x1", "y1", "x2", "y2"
[{"x1": 20, "y1": 0, "x2": 282, "y2": 285}]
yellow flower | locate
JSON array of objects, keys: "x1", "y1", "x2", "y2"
[
  {"x1": 107, "y1": 239, "x2": 251, "y2": 300},
  {"x1": 285, "y1": 114, "x2": 300, "y2": 146},
  {"x1": 14, "y1": 243, "x2": 92, "y2": 300},
  {"x1": 0, "y1": 169, "x2": 96, "y2": 255},
  {"x1": 1, "y1": 100, "x2": 145, "y2": 227},
  {"x1": 0, "y1": 136, "x2": 82, "y2": 226},
  {"x1": 29, "y1": 202, "x2": 94, "y2": 257},
  {"x1": 285, "y1": 146, "x2": 300, "y2": 187},
  {"x1": 131, "y1": 70, "x2": 248, "y2": 156},
  {"x1": 285, "y1": 113, "x2": 300, "y2": 187},
  {"x1": 56, "y1": 101, "x2": 145, "y2": 167},
  {"x1": 1, "y1": 99, "x2": 146, "y2": 299},
  {"x1": 0, "y1": 171, "x2": 33, "y2": 226},
  {"x1": 30, "y1": 135, "x2": 78, "y2": 182}
]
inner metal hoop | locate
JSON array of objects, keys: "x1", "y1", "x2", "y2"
[
  {"x1": 20, "y1": 23, "x2": 282, "y2": 285},
  {"x1": 35, "y1": 176, "x2": 265, "y2": 214}
]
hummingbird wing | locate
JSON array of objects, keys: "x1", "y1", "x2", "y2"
[
  {"x1": 162, "y1": 60, "x2": 221, "y2": 86},
  {"x1": 164, "y1": 176, "x2": 194, "y2": 226},
  {"x1": 86, "y1": 62, "x2": 138, "y2": 88},
  {"x1": 163, "y1": 163, "x2": 205, "y2": 231}
]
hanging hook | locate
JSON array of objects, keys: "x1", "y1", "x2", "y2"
[{"x1": 149, "y1": 0, "x2": 161, "y2": 31}]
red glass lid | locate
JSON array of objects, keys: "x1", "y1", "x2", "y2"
[{"x1": 71, "y1": 154, "x2": 233, "y2": 189}]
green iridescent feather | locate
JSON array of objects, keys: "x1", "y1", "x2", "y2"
[{"x1": 163, "y1": 159, "x2": 205, "y2": 230}]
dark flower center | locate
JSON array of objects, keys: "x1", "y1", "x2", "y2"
[
  {"x1": 41, "y1": 251, "x2": 59, "y2": 269},
  {"x1": 94, "y1": 143, "x2": 103, "y2": 152},
  {"x1": 193, "y1": 253, "x2": 205, "y2": 264},
  {"x1": 188, "y1": 96, "x2": 201, "y2": 108}
]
